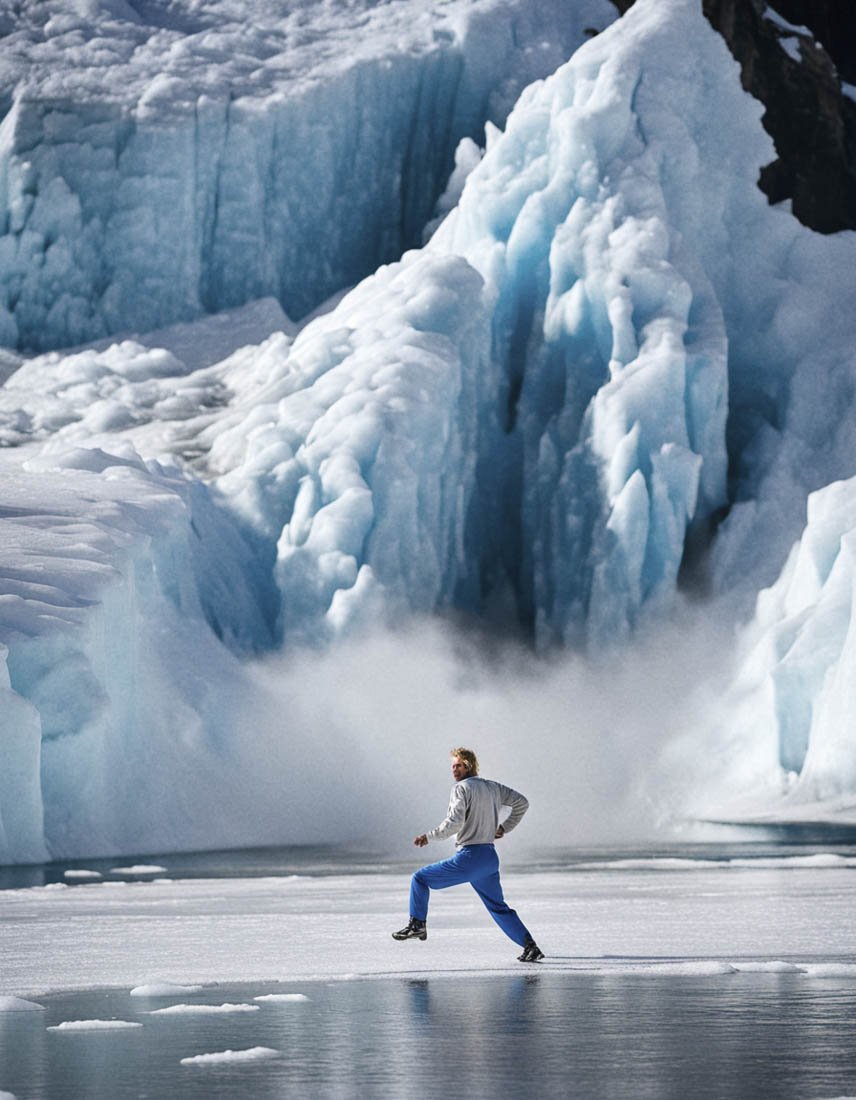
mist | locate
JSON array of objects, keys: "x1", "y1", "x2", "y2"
[{"x1": 225, "y1": 605, "x2": 741, "y2": 856}]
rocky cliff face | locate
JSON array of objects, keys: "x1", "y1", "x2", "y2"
[{"x1": 615, "y1": 0, "x2": 856, "y2": 233}]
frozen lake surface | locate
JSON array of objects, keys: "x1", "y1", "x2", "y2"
[{"x1": 1, "y1": 842, "x2": 856, "y2": 1098}]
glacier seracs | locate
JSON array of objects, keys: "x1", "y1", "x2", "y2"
[
  {"x1": 690, "y1": 476, "x2": 856, "y2": 823},
  {"x1": 3, "y1": 0, "x2": 856, "y2": 859},
  {"x1": 0, "y1": 0, "x2": 616, "y2": 351}
]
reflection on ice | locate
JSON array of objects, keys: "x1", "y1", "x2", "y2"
[{"x1": 3, "y1": 972, "x2": 856, "y2": 1100}]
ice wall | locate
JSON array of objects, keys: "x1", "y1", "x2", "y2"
[
  {"x1": 698, "y1": 477, "x2": 856, "y2": 820},
  {"x1": 429, "y1": 0, "x2": 856, "y2": 641},
  {"x1": 0, "y1": 448, "x2": 279, "y2": 860},
  {"x1": 0, "y1": 0, "x2": 616, "y2": 351}
]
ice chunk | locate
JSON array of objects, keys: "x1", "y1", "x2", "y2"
[
  {"x1": 0, "y1": 996, "x2": 44, "y2": 1012},
  {"x1": 802, "y1": 965, "x2": 856, "y2": 979},
  {"x1": 147, "y1": 1003, "x2": 258, "y2": 1015},
  {"x1": 730, "y1": 961, "x2": 802, "y2": 973},
  {"x1": 109, "y1": 865, "x2": 167, "y2": 875},
  {"x1": 180, "y1": 1047, "x2": 280, "y2": 1065},
  {"x1": 47, "y1": 1019, "x2": 143, "y2": 1031},
  {"x1": 253, "y1": 993, "x2": 309, "y2": 1003},
  {"x1": 130, "y1": 983, "x2": 204, "y2": 998}
]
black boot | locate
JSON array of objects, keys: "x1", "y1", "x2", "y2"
[
  {"x1": 517, "y1": 939, "x2": 544, "y2": 962},
  {"x1": 392, "y1": 918, "x2": 427, "y2": 941}
]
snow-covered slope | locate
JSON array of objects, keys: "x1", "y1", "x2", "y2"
[
  {"x1": 0, "y1": 0, "x2": 615, "y2": 351},
  {"x1": 3, "y1": 0, "x2": 856, "y2": 860}
]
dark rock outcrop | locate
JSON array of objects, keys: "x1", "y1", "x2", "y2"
[{"x1": 613, "y1": 0, "x2": 856, "y2": 233}]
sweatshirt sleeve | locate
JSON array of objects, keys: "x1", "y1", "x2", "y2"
[
  {"x1": 497, "y1": 784, "x2": 529, "y2": 833},
  {"x1": 426, "y1": 783, "x2": 468, "y2": 841}
]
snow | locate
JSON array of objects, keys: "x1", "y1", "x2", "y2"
[
  {"x1": 180, "y1": 1047, "x2": 280, "y2": 1066},
  {"x1": 778, "y1": 36, "x2": 802, "y2": 64},
  {"x1": 762, "y1": 8, "x2": 812, "y2": 39},
  {"x1": 62, "y1": 869, "x2": 102, "y2": 880}
]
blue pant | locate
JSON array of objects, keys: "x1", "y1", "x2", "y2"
[{"x1": 409, "y1": 843, "x2": 531, "y2": 947}]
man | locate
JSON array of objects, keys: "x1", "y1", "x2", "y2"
[{"x1": 392, "y1": 747, "x2": 544, "y2": 963}]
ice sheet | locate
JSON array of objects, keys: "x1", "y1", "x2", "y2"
[{"x1": 2, "y1": 865, "x2": 855, "y2": 998}]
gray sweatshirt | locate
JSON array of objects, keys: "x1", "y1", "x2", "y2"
[{"x1": 426, "y1": 776, "x2": 529, "y2": 847}]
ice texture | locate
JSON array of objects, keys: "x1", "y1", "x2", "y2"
[
  {"x1": 2, "y1": 0, "x2": 856, "y2": 859},
  {"x1": 2, "y1": 866, "x2": 855, "y2": 997},
  {"x1": 0, "y1": 0, "x2": 616, "y2": 351},
  {"x1": 700, "y1": 476, "x2": 856, "y2": 818}
]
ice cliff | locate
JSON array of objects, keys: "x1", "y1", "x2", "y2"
[
  {"x1": 2, "y1": 0, "x2": 856, "y2": 859},
  {"x1": 0, "y1": 0, "x2": 615, "y2": 351}
]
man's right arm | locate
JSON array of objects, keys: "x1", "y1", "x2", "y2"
[{"x1": 424, "y1": 783, "x2": 467, "y2": 842}]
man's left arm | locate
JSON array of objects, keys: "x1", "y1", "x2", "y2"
[{"x1": 496, "y1": 784, "x2": 529, "y2": 837}]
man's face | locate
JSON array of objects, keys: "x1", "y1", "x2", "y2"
[{"x1": 451, "y1": 756, "x2": 471, "y2": 780}]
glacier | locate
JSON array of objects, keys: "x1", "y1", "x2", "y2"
[
  {"x1": 2, "y1": 0, "x2": 856, "y2": 861},
  {"x1": 0, "y1": 0, "x2": 616, "y2": 351}
]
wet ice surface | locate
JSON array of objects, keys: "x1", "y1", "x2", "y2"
[
  {"x1": 1, "y1": 843, "x2": 856, "y2": 1098},
  {"x1": 3, "y1": 974, "x2": 856, "y2": 1099}
]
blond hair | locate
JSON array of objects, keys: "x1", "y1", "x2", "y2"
[{"x1": 450, "y1": 747, "x2": 479, "y2": 776}]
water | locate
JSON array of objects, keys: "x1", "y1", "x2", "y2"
[
  {"x1": 3, "y1": 973, "x2": 856, "y2": 1099},
  {"x1": 5, "y1": 825, "x2": 856, "y2": 890}
]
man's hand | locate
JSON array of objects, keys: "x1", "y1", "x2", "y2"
[
  {"x1": 414, "y1": 834, "x2": 428, "y2": 847},
  {"x1": 495, "y1": 825, "x2": 505, "y2": 839}
]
